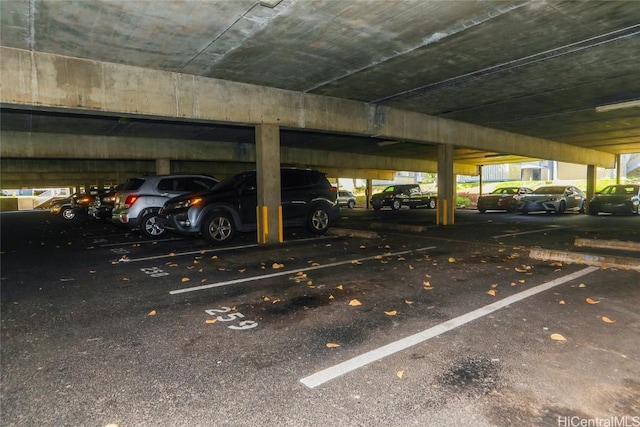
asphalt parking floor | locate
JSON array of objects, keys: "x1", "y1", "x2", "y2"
[{"x1": 1, "y1": 209, "x2": 639, "y2": 426}]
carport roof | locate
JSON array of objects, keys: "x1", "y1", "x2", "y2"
[{"x1": 1, "y1": 0, "x2": 639, "y2": 166}]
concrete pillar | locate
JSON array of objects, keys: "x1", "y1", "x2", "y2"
[
  {"x1": 615, "y1": 154, "x2": 622, "y2": 184},
  {"x1": 478, "y1": 165, "x2": 484, "y2": 199},
  {"x1": 255, "y1": 124, "x2": 282, "y2": 245},
  {"x1": 156, "y1": 159, "x2": 171, "y2": 175},
  {"x1": 586, "y1": 165, "x2": 596, "y2": 210},
  {"x1": 436, "y1": 144, "x2": 455, "y2": 225},
  {"x1": 366, "y1": 179, "x2": 373, "y2": 209}
]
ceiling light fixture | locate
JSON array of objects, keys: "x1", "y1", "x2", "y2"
[{"x1": 595, "y1": 99, "x2": 640, "y2": 113}]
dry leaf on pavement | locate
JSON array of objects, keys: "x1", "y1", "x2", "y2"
[
  {"x1": 349, "y1": 299, "x2": 362, "y2": 306},
  {"x1": 486, "y1": 289, "x2": 496, "y2": 296},
  {"x1": 550, "y1": 333, "x2": 566, "y2": 341},
  {"x1": 181, "y1": 277, "x2": 190, "y2": 282},
  {"x1": 397, "y1": 370, "x2": 405, "y2": 379},
  {"x1": 586, "y1": 297, "x2": 600, "y2": 304},
  {"x1": 384, "y1": 310, "x2": 397, "y2": 316},
  {"x1": 147, "y1": 310, "x2": 156, "y2": 316},
  {"x1": 326, "y1": 343, "x2": 340, "y2": 348},
  {"x1": 601, "y1": 316, "x2": 616, "y2": 323}
]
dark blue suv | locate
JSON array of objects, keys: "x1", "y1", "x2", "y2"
[{"x1": 158, "y1": 168, "x2": 340, "y2": 245}]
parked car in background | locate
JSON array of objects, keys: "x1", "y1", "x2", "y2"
[
  {"x1": 338, "y1": 190, "x2": 357, "y2": 209},
  {"x1": 588, "y1": 184, "x2": 640, "y2": 215},
  {"x1": 519, "y1": 185, "x2": 586, "y2": 214},
  {"x1": 477, "y1": 186, "x2": 533, "y2": 213},
  {"x1": 49, "y1": 196, "x2": 75, "y2": 220},
  {"x1": 159, "y1": 168, "x2": 340, "y2": 245},
  {"x1": 88, "y1": 187, "x2": 120, "y2": 220},
  {"x1": 111, "y1": 174, "x2": 219, "y2": 238},
  {"x1": 370, "y1": 184, "x2": 437, "y2": 210}
]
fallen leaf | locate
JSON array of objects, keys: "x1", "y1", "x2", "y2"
[
  {"x1": 550, "y1": 333, "x2": 566, "y2": 341},
  {"x1": 448, "y1": 257, "x2": 456, "y2": 263},
  {"x1": 328, "y1": 294, "x2": 335, "y2": 300},
  {"x1": 169, "y1": 252, "x2": 175, "y2": 257},
  {"x1": 491, "y1": 283, "x2": 498, "y2": 288},
  {"x1": 409, "y1": 265, "x2": 414, "y2": 270},
  {"x1": 263, "y1": 296, "x2": 271, "y2": 302},
  {"x1": 559, "y1": 300, "x2": 566, "y2": 305},
  {"x1": 351, "y1": 260, "x2": 362, "y2": 265},
  {"x1": 122, "y1": 277, "x2": 129, "y2": 281},
  {"x1": 337, "y1": 285, "x2": 344, "y2": 290},
  {"x1": 349, "y1": 299, "x2": 362, "y2": 306},
  {"x1": 586, "y1": 297, "x2": 600, "y2": 304},
  {"x1": 601, "y1": 316, "x2": 616, "y2": 323},
  {"x1": 423, "y1": 280, "x2": 431, "y2": 287},
  {"x1": 397, "y1": 370, "x2": 405, "y2": 379},
  {"x1": 405, "y1": 300, "x2": 413, "y2": 305},
  {"x1": 238, "y1": 269, "x2": 246, "y2": 273},
  {"x1": 89, "y1": 270, "x2": 96, "y2": 274},
  {"x1": 578, "y1": 283, "x2": 586, "y2": 288},
  {"x1": 519, "y1": 279, "x2": 525, "y2": 283},
  {"x1": 359, "y1": 245, "x2": 366, "y2": 249},
  {"x1": 272, "y1": 263, "x2": 284, "y2": 269},
  {"x1": 384, "y1": 310, "x2": 397, "y2": 316},
  {"x1": 326, "y1": 343, "x2": 340, "y2": 348},
  {"x1": 205, "y1": 319, "x2": 217, "y2": 324},
  {"x1": 486, "y1": 289, "x2": 496, "y2": 296},
  {"x1": 147, "y1": 310, "x2": 156, "y2": 316},
  {"x1": 307, "y1": 280, "x2": 314, "y2": 286},
  {"x1": 374, "y1": 255, "x2": 383, "y2": 260},
  {"x1": 181, "y1": 277, "x2": 190, "y2": 282},
  {"x1": 397, "y1": 257, "x2": 406, "y2": 261},
  {"x1": 515, "y1": 267, "x2": 528, "y2": 273}
]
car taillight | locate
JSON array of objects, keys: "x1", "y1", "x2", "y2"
[{"x1": 124, "y1": 195, "x2": 139, "y2": 208}]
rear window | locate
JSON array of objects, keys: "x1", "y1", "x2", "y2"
[{"x1": 121, "y1": 178, "x2": 145, "y2": 191}]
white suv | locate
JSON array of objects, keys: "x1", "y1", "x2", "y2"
[{"x1": 111, "y1": 174, "x2": 218, "y2": 238}]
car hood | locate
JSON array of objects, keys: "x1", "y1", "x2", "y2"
[
  {"x1": 164, "y1": 188, "x2": 246, "y2": 209},
  {"x1": 591, "y1": 194, "x2": 635, "y2": 203}
]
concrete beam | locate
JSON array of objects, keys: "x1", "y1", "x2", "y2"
[
  {"x1": 0, "y1": 131, "x2": 478, "y2": 176},
  {"x1": 0, "y1": 47, "x2": 615, "y2": 168}
]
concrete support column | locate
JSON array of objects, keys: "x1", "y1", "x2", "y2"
[
  {"x1": 436, "y1": 144, "x2": 455, "y2": 225},
  {"x1": 156, "y1": 159, "x2": 171, "y2": 175},
  {"x1": 586, "y1": 165, "x2": 596, "y2": 210},
  {"x1": 366, "y1": 179, "x2": 373, "y2": 209},
  {"x1": 478, "y1": 165, "x2": 484, "y2": 201},
  {"x1": 256, "y1": 124, "x2": 282, "y2": 245},
  {"x1": 615, "y1": 154, "x2": 622, "y2": 184}
]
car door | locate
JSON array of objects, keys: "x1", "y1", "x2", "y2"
[
  {"x1": 564, "y1": 186, "x2": 581, "y2": 210},
  {"x1": 281, "y1": 170, "x2": 308, "y2": 221}
]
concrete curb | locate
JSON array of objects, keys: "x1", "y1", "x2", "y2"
[{"x1": 327, "y1": 227, "x2": 380, "y2": 239}]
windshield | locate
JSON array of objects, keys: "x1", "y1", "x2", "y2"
[
  {"x1": 533, "y1": 186, "x2": 566, "y2": 194},
  {"x1": 210, "y1": 172, "x2": 255, "y2": 192}
]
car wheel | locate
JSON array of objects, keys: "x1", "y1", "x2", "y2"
[
  {"x1": 588, "y1": 206, "x2": 599, "y2": 216},
  {"x1": 140, "y1": 212, "x2": 166, "y2": 239},
  {"x1": 478, "y1": 208, "x2": 486, "y2": 213},
  {"x1": 347, "y1": 200, "x2": 355, "y2": 209},
  {"x1": 391, "y1": 199, "x2": 401, "y2": 210},
  {"x1": 428, "y1": 198, "x2": 436, "y2": 209},
  {"x1": 307, "y1": 205, "x2": 330, "y2": 234},
  {"x1": 61, "y1": 207, "x2": 76, "y2": 220},
  {"x1": 557, "y1": 201, "x2": 566, "y2": 214},
  {"x1": 521, "y1": 207, "x2": 529, "y2": 215},
  {"x1": 202, "y1": 211, "x2": 235, "y2": 245},
  {"x1": 372, "y1": 203, "x2": 381, "y2": 211}
]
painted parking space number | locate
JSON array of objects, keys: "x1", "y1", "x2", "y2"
[
  {"x1": 140, "y1": 266, "x2": 169, "y2": 277},
  {"x1": 206, "y1": 307, "x2": 258, "y2": 330}
]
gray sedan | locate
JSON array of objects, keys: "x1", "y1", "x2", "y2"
[{"x1": 519, "y1": 185, "x2": 586, "y2": 214}]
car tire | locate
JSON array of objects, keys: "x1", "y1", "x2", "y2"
[
  {"x1": 521, "y1": 207, "x2": 529, "y2": 215},
  {"x1": 307, "y1": 205, "x2": 331, "y2": 234},
  {"x1": 557, "y1": 201, "x2": 566, "y2": 214},
  {"x1": 391, "y1": 199, "x2": 401, "y2": 210},
  {"x1": 589, "y1": 206, "x2": 599, "y2": 216},
  {"x1": 202, "y1": 211, "x2": 235, "y2": 245},
  {"x1": 61, "y1": 207, "x2": 76, "y2": 220},
  {"x1": 428, "y1": 198, "x2": 437, "y2": 209},
  {"x1": 140, "y1": 212, "x2": 166, "y2": 239},
  {"x1": 347, "y1": 200, "x2": 355, "y2": 209},
  {"x1": 372, "y1": 203, "x2": 381, "y2": 211},
  {"x1": 478, "y1": 208, "x2": 486, "y2": 213}
]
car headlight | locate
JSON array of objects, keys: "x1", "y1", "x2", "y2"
[{"x1": 174, "y1": 197, "x2": 203, "y2": 209}]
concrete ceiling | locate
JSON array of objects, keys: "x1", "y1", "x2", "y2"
[{"x1": 1, "y1": 0, "x2": 640, "y2": 169}]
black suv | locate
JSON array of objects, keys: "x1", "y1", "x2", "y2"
[{"x1": 159, "y1": 168, "x2": 341, "y2": 245}]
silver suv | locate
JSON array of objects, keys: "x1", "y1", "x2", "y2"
[{"x1": 111, "y1": 174, "x2": 218, "y2": 238}]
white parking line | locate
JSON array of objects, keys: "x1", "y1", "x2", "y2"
[
  {"x1": 299, "y1": 266, "x2": 598, "y2": 389},
  {"x1": 100, "y1": 237, "x2": 184, "y2": 247},
  {"x1": 169, "y1": 246, "x2": 437, "y2": 295},
  {"x1": 492, "y1": 225, "x2": 571, "y2": 238}
]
